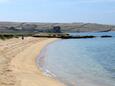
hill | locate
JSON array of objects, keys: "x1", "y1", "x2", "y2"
[{"x1": 0, "y1": 22, "x2": 115, "y2": 33}]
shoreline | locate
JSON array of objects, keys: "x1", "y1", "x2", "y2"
[
  {"x1": 36, "y1": 39, "x2": 58, "y2": 77},
  {"x1": 36, "y1": 39, "x2": 68, "y2": 85},
  {"x1": 0, "y1": 37, "x2": 65, "y2": 86},
  {"x1": 36, "y1": 39, "x2": 60, "y2": 69}
]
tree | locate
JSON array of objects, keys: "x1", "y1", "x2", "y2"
[{"x1": 53, "y1": 26, "x2": 61, "y2": 33}]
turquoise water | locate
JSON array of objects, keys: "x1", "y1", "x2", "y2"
[{"x1": 37, "y1": 32, "x2": 115, "y2": 86}]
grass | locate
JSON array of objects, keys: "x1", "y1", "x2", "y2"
[
  {"x1": 0, "y1": 34, "x2": 19, "y2": 40},
  {"x1": 0, "y1": 31, "x2": 38, "y2": 40}
]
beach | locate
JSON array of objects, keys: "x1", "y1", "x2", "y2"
[{"x1": 0, "y1": 37, "x2": 65, "y2": 86}]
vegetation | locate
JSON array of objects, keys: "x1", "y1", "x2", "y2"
[
  {"x1": 0, "y1": 22, "x2": 115, "y2": 33},
  {"x1": 0, "y1": 22, "x2": 114, "y2": 40},
  {"x1": 0, "y1": 32, "x2": 30, "y2": 40},
  {"x1": 0, "y1": 34, "x2": 17, "y2": 40}
]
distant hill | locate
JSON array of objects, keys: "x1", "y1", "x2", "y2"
[{"x1": 0, "y1": 22, "x2": 115, "y2": 33}]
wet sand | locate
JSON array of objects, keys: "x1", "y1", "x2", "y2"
[{"x1": 0, "y1": 37, "x2": 65, "y2": 86}]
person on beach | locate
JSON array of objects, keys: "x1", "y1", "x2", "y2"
[{"x1": 22, "y1": 35, "x2": 24, "y2": 40}]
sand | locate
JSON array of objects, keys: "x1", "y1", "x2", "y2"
[{"x1": 0, "y1": 37, "x2": 65, "y2": 86}]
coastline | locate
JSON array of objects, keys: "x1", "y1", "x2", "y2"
[
  {"x1": 36, "y1": 39, "x2": 68, "y2": 85},
  {"x1": 0, "y1": 37, "x2": 65, "y2": 86},
  {"x1": 36, "y1": 39, "x2": 60, "y2": 70}
]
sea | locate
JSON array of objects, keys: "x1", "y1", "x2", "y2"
[{"x1": 37, "y1": 32, "x2": 115, "y2": 86}]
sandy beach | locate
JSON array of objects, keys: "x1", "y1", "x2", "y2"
[{"x1": 0, "y1": 37, "x2": 65, "y2": 86}]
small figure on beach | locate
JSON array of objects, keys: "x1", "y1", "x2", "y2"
[{"x1": 22, "y1": 35, "x2": 24, "y2": 40}]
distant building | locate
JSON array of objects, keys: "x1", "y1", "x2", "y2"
[{"x1": 53, "y1": 26, "x2": 61, "y2": 33}]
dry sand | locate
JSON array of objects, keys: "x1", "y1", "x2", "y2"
[{"x1": 0, "y1": 37, "x2": 65, "y2": 86}]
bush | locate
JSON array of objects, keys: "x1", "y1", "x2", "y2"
[{"x1": 0, "y1": 34, "x2": 19, "y2": 40}]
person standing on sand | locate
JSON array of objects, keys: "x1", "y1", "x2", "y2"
[{"x1": 22, "y1": 35, "x2": 24, "y2": 40}]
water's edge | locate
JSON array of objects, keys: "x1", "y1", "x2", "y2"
[{"x1": 36, "y1": 39, "x2": 66, "y2": 85}]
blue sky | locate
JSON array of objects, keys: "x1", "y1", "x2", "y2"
[{"x1": 0, "y1": 0, "x2": 115, "y2": 24}]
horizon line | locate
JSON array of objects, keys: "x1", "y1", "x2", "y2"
[{"x1": 0, "y1": 20, "x2": 114, "y2": 25}]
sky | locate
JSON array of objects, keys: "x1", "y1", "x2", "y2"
[{"x1": 0, "y1": 0, "x2": 115, "y2": 24}]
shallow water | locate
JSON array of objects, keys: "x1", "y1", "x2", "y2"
[{"x1": 37, "y1": 32, "x2": 115, "y2": 86}]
